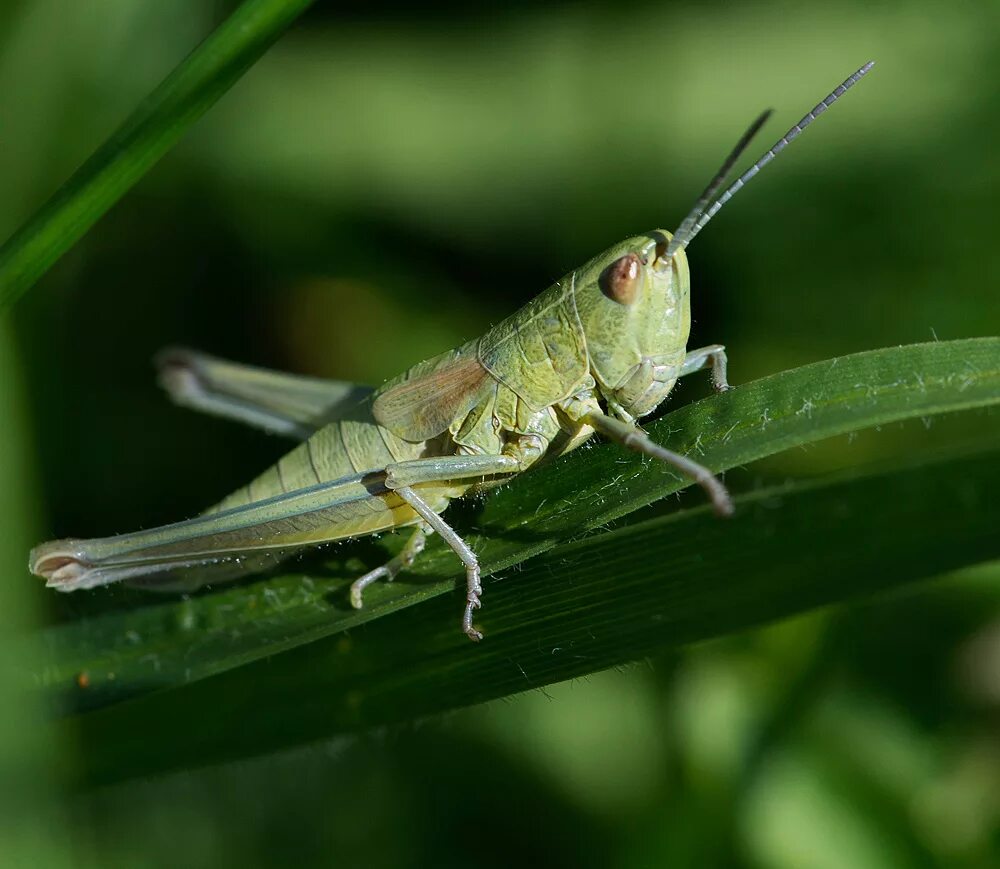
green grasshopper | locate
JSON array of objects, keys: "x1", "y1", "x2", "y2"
[{"x1": 31, "y1": 63, "x2": 873, "y2": 641}]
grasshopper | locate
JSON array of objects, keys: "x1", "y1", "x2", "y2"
[{"x1": 30, "y1": 63, "x2": 874, "y2": 641}]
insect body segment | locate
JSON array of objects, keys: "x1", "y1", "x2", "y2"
[{"x1": 29, "y1": 63, "x2": 874, "y2": 641}]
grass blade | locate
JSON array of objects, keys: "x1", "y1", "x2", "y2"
[
  {"x1": 0, "y1": 0, "x2": 315, "y2": 308},
  {"x1": 36, "y1": 337, "x2": 1000, "y2": 718},
  {"x1": 59, "y1": 445, "x2": 1000, "y2": 786}
]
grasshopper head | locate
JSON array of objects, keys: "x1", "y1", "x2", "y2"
[
  {"x1": 573, "y1": 231, "x2": 691, "y2": 402},
  {"x1": 572, "y1": 61, "x2": 874, "y2": 415}
]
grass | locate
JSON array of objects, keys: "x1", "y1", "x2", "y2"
[
  {"x1": 30, "y1": 337, "x2": 1000, "y2": 786},
  {"x1": 0, "y1": 0, "x2": 316, "y2": 307},
  {"x1": 1, "y1": 0, "x2": 996, "y2": 797}
]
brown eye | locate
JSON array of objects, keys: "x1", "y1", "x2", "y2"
[{"x1": 599, "y1": 253, "x2": 641, "y2": 305}]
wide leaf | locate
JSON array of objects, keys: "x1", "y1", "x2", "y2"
[{"x1": 36, "y1": 338, "x2": 1000, "y2": 720}]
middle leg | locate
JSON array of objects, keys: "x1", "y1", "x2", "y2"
[
  {"x1": 374, "y1": 452, "x2": 525, "y2": 641},
  {"x1": 392, "y1": 485, "x2": 486, "y2": 642},
  {"x1": 350, "y1": 525, "x2": 428, "y2": 609}
]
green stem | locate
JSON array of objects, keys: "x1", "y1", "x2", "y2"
[{"x1": 0, "y1": 0, "x2": 315, "y2": 307}]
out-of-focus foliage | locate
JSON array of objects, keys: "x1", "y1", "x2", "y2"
[
  {"x1": 0, "y1": 0, "x2": 316, "y2": 306},
  {"x1": 1, "y1": 1, "x2": 998, "y2": 867}
]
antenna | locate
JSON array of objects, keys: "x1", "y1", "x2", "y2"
[
  {"x1": 665, "y1": 61, "x2": 874, "y2": 259},
  {"x1": 665, "y1": 109, "x2": 773, "y2": 260}
]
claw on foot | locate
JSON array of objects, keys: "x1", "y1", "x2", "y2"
[
  {"x1": 464, "y1": 604, "x2": 484, "y2": 642},
  {"x1": 463, "y1": 580, "x2": 484, "y2": 642},
  {"x1": 349, "y1": 565, "x2": 390, "y2": 609}
]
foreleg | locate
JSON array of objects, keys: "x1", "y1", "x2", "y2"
[
  {"x1": 678, "y1": 344, "x2": 730, "y2": 392},
  {"x1": 584, "y1": 411, "x2": 733, "y2": 517}
]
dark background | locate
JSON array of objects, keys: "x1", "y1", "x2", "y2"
[{"x1": 1, "y1": 0, "x2": 998, "y2": 866}]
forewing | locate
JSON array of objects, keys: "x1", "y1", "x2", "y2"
[{"x1": 372, "y1": 353, "x2": 492, "y2": 442}]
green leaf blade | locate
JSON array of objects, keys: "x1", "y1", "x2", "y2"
[
  {"x1": 60, "y1": 445, "x2": 1000, "y2": 786},
  {"x1": 36, "y1": 338, "x2": 1000, "y2": 718},
  {"x1": 0, "y1": 0, "x2": 315, "y2": 307}
]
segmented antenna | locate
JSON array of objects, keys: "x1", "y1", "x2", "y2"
[
  {"x1": 664, "y1": 109, "x2": 772, "y2": 259},
  {"x1": 666, "y1": 61, "x2": 874, "y2": 258}
]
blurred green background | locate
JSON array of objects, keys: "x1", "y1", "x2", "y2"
[{"x1": 2, "y1": 0, "x2": 999, "y2": 866}]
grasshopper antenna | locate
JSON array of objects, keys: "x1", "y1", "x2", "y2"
[
  {"x1": 665, "y1": 61, "x2": 874, "y2": 259},
  {"x1": 665, "y1": 108, "x2": 773, "y2": 262}
]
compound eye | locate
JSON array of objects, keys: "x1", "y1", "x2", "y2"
[{"x1": 599, "y1": 253, "x2": 642, "y2": 305}]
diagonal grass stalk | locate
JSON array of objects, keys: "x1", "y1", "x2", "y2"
[
  {"x1": 35, "y1": 339, "x2": 1000, "y2": 727},
  {"x1": 0, "y1": 0, "x2": 315, "y2": 307}
]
